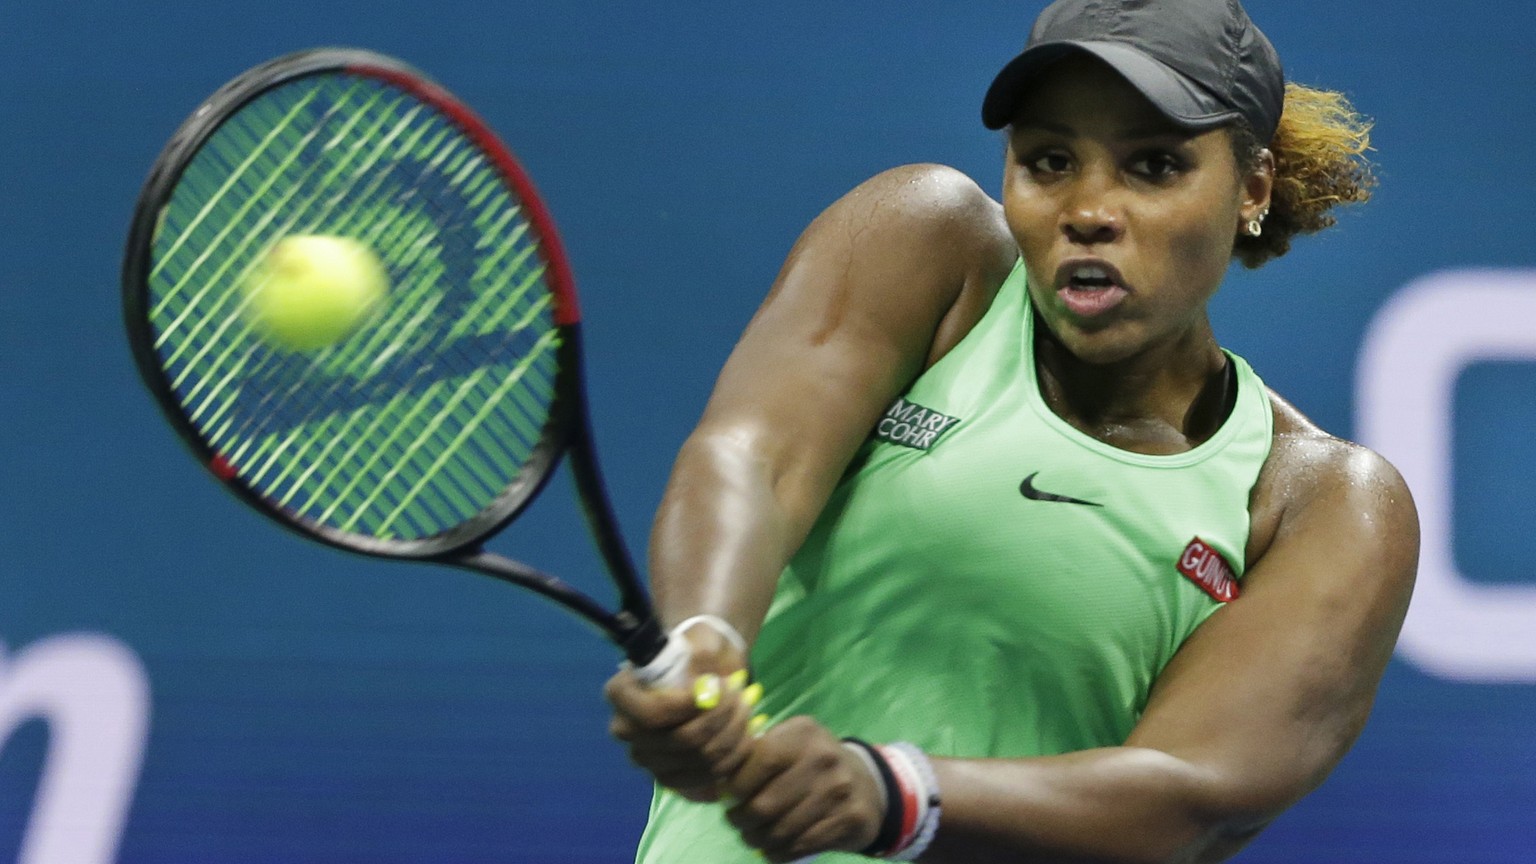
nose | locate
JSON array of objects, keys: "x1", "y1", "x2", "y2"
[{"x1": 1060, "y1": 173, "x2": 1124, "y2": 246}]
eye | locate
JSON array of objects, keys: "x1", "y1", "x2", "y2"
[
  {"x1": 1025, "y1": 151, "x2": 1073, "y2": 175},
  {"x1": 1130, "y1": 150, "x2": 1184, "y2": 180}
]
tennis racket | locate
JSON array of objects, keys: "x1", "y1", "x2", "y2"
[{"x1": 121, "y1": 47, "x2": 691, "y2": 685}]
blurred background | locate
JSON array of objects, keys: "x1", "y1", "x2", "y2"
[{"x1": 1, "y1": 0, "x2": 1532, "y2": 861}]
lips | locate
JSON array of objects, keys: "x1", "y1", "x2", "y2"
[{"x1": 1053, "y1": 258, "x2": 1130, "y2": 319}]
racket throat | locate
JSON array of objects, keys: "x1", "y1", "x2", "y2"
[{"x1": 614, "y1": 614, "x2": 666, "y2": 667}]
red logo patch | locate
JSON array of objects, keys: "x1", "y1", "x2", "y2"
[{"x1": 1176, "y1": 538, "x2": 1240, "y2": 602}]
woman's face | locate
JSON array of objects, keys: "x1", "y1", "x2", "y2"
[{"x1": 1002, "y1": 55, "x2": 1271, "y2": 365}]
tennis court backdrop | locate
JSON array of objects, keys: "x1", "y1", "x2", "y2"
[{"x1": 1, "y1": 1, "x2": 1531, "y2": 861}]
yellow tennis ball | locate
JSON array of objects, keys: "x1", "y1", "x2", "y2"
[{"x1": 244, "y1": 235, "x2": 388, "y2": 351}]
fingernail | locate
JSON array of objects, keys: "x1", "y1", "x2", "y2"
[
  {"x1": 693, "y1": 674, "x2": 721, "y2": 710},
  {"x1": 748, "y1": 713, "x2": 769, "y2": 737},
  {"x1": 726, "y1": 669, "x2": 749, "y2": 691},
  {"x1": 741, "y1": 682, "x2": 764, "y2": 708}
]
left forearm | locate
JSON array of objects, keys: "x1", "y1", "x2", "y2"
[{"x1": 922, "y1": 747, "x2": 1261, "y2": 864}]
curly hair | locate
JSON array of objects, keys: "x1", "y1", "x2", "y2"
[{"x1": 1231, "y1": 83, "x2": 1377, "y2": 268}]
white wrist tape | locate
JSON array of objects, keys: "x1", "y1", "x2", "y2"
[{"x1": 667, "y1": 614, "x2": 747, "y2": 655}]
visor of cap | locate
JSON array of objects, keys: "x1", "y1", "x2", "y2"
[{"x1": 981, "y1": 40, "x2": 1242, "y2": 131}]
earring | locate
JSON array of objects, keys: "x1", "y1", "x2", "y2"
[{"x1": 1245, "y1": 208, "x2": 1268, "y2": 238}]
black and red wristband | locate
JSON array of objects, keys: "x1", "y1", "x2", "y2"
[
  {"x1": 842, "y1": 737, "x2": 904, "y2": 856},
  {"x1": 841, "y1": 737, "x2": 942, "y2": 860}
]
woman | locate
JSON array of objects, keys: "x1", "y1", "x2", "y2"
[{"x1": 606, "y1": 0, "x2": 1417, "y2": 861}]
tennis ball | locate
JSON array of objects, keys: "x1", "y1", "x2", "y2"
[{"x1": 244, "y1": 235, "x2": 388, "y2": 351}]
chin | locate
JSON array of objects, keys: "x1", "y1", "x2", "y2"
[
  {"x1": 1034, "y1": 305, "x2": 1142, "y2": 367},
  {"x1": 1054, "y1": 329, "x2": 1144, "y2": 366}
]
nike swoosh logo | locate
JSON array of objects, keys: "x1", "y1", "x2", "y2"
[{"x1": 1019, "y1": 473, "x2": 1102, "y2": 507}]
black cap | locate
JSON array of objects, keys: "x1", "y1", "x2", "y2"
[{"x1": 981, "y1": 0, "x2": 1285, "y2": 142}]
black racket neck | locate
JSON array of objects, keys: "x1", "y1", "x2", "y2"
[
  {"x1": 575, "y1": 462, "x2": 665, "y2": 669},
  {"x1": 560, "y1": 357, "x2": 644, "y2": 598},
  {"x1": 561, "y1": 364, "x2": 665, "y2": 666}
]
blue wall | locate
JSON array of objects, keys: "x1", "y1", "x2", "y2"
[{"x1": 2, "y1": 1, "x2": 1533, "y2": 861}]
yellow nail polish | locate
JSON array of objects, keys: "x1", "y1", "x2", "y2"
[
  {"x1": 748, "y1": 713, "x2": 769, "y2": 737},
  {"x1": 726, "y1": 669, "x2": 749, "y2": 691},
  {"x1": 693, "y1": 674, "x2": 721, "y2": 710},
  {"x1": 741, "y1": 682, "x2": 764, "y2": 708}
]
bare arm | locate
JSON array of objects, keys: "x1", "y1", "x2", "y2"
[
  {"x1": 605, "y1": 163, "x2": 1016, "y2": 797},
  {"x1": 648, "y1": 164, "x2": 1015, "y2": 655},
  {"x1": 918, "y1": 436, "x2": 1419, "y2": 864}
]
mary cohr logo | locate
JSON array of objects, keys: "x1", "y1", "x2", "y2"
[{"x1": 873, "y1": 398, "x2": 961, "y2": 451}]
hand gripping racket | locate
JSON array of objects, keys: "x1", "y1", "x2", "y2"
[{"x1": 121, "y1": 47, "x2": 691, "y2": 685}]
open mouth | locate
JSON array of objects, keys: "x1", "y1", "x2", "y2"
[
  {"x1": 1067, "y1": 264, "x2": 1117, "y2": 289},
  {"x1": 1056, "y1": 261, "x2": 1129, "y2": 318}
]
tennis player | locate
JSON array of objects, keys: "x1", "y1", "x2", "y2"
[{"x1": 606, "y1": 0, "x2": 1417, "y2": 861}]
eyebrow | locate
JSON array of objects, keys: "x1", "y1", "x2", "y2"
[{"x1": 1011, "y1": 119, "x2": 1190, "y2": 141}]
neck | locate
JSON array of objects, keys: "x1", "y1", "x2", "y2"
[{"x1": 1033, "y1": 314, "x2": 1232, "y2": 453}]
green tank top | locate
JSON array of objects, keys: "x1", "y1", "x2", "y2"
[{"x1": 635, "y1": 260, "x2": 1273, "y2": 863}]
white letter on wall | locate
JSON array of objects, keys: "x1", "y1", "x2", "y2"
[
  {"x1": 1358, "y1": 269, "x2": 1536, "y2": 682},
  {"x1": 0, "y1": 634, "x2": 151, "y2": 864}
]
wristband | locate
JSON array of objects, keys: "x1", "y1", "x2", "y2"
[
  {"x1": 840, "y1": 738, "x2": 942, "y2": 860},
  {"x1": 668, "y1": 614, "x2": 747, "y2": 656},
  {"x1": 842, "y1": 738, "x2": 904, "y2": 857},
  {"x1": 878, "y1": 742, "x2": 941, "y2": 861}
]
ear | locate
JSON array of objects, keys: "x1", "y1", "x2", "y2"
[{"x1": 1239, "y1": 148, "x2": 1276, "y2": 230}]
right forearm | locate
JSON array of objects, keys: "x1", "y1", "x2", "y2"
[{"x1": 648, "y1": 430, "x2": 804, "y2": 647}]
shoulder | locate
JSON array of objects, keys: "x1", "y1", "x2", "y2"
[
  {"x1": 808, "y1": 165, "x2": 1017, "y2": 364},
  {"x1": 834, "y1": 163, "x2": 1005, "y2": 230},
  {"x1": 809, "y1": 164, "x2": 1016, "y2": 282},
  {"x1": 1245, "y1": 389, "x2": 1420, "y2": 575}
]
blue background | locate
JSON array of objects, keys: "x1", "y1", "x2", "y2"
[{"x1": 2, "y1": 0, "x2": 1533, "y2": 861}]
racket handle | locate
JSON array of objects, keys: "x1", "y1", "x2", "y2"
[
  {"x1": 630, "y1": 614, "x2": 749, "y2": 689},
  {"x1": 631, "y1": 633, "x2": 692, "y2": 688},
  {"x1": 631, "y1": 630, "x2": 818, "y2": 862}
]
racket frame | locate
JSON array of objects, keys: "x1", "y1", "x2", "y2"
[{"x1": 121, "y1": 47, "x2": 665, "y2": 665}]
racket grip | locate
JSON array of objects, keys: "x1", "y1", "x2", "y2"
[
  {"x1": 631, "y1": 630, "x2": 817, "y2": 862},
  {"x1": 631, "y1": 634, "x2": 693, "y2": 689}
]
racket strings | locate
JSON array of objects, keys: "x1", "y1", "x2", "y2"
[
  {"x1": 147, "y1": 71, "x2": 563, "y2": 542},
  {"x1": 160, "y1": 86, "x2": 423, "y2": 425}
]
